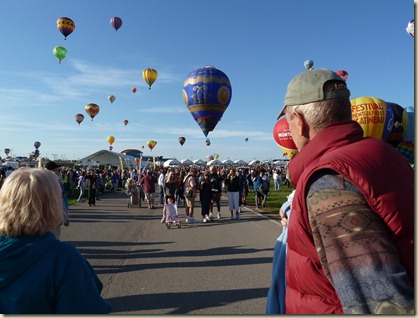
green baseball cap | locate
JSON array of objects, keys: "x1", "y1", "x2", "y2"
[{"x1": 277, "y1": 68, "x2": 350, "y2": 119}]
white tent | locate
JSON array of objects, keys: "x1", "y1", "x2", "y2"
[
  {"x1": 163, "y1": 159, "x2": 181, "y2": 167},
  {"x1": 222, "y1": 159, "x2": 235, "y2": 165},
  {"x1": 248, "y1": 160, "x2": 261, "y2": 166},
  {"x1": 234, "y1": 159, "x2": 247, "y2": 165},
  {"x1": 207, "y1": 159, "x2": 223, "y2": 166},
  {"x1": 193, "y1": 159, "x2": 206, "y2": 165},
  {"x1": 181, "y1": 159, "x2": 193, "y2": 165},
  {"x1": 78, "y1": 150, "x2": 138, "y2": 168}
]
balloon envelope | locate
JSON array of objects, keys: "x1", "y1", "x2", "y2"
[
  {"x1": 350, "y1": 96, "x2": 394, "y2": 140},
  {"x1": 304, "y1": 59, "x2": 314, "y2": 70},
  {"x1": 147, "y1": 140, "x2": 157, "y2": 151},
  {"x1": 385, "y1": 102, "x2": 409, "y2": 147},
  {"x1": 214, "y1": 153, "x2": 219, "y2": 159},
  {"x1": 107, "y1": 136, "x2": 115, "y2": 145},
  {"x1": 183, "y1": 65, "x2": 232, "y2": 138},
  {"x1": 336, "y1": 70, "x2": 348, "y2": 81},
  {"x1": 404, "y1": 107, "x2": 414, "y2": 144},
  {"x1": 85, "y1": 103, "x2": 100, "y2": 120},
  {"x1": 108, "y1": 95, "x2": 116, "y2": 103},
  {"x1": 110, "y1": 17, "x2": 123, "y2": 31},
  {"x1": 406, "y1": 19, "x2": 414, "y2": 37},
  {"x1": 132, "y1": 87, "x2": 137, "y2": 93},
  {"x1": 123, "y1": 119, "x2": 129, "y2": 126},
  {"x1": 74, "y1": 113, "x2": 84, "y2": 125},
  {"x1": 53, "y1": 46, "x2": 67, "y2": 63},
  {"x1": 142, "y1": 68, "x2": 158, "y2": 89},
  {"x1": 34, "y1": 141, "x2": 41, "y2": 149},
  {"x1": 273, "y1": 117, "x2": 298, "y2": 158},
  {"x1": 206, "y1": 155, "x2": 214, "y2": 162},
  {"x1": 178, "y1": 136, "x2": 186, "y2": 146},
  {"x1": 56, "y1": 17, "x2": 75, "y2": 39}
]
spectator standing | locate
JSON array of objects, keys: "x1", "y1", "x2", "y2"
[
  {"x1": 161, "y1": 170, "x2": 178, "y2": 223},
  {"x1": 209, "y1": 166, "x2": 222, "y2": 219},
  {"x1": 224, "y1": 168, "x2": 241, "y2": 220},
  {"x1": 272, "y1": 170, "x2": 282, "y2": 191},
  {"x1": 158, "y1": 168, "x2": 166, "y2": 206},
  {"x1": 76, "y1": 171, "x2": 85, "y2": 203},
  {"x1": 199, "y1": 171, "x2": 212, "y2": 223},
  {"x1": 85, "y1": 169, "x2": 98, "y2": 207},
  {"x1": 111, "y1": 171, "x2": 120, "y2": 192},
  {"x1": 139, "y1": 170, "x2": 158, "y2": 209},
  {"x1": 183, "y1": 168, "x2": 197, "y2": 223},
  {"x1": 0, "y1": 168, "x2": 112, "y2": 314},
  {"x1": 276, "y1": 68, "x2": 414, "y2": 314}
]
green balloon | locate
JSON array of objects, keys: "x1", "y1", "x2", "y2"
[{"x1": 53, "y1": 46, "x2": 67, "y2": 63}]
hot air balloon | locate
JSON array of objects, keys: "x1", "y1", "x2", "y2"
[
  {"x1": 406, "y1": 19, "x2": 414, "y2": 37},
  {"x1": 123, "y1": 119, "x2": 129, "y2": 126},
  {"x1": 53, "y1": 46, "x2": 67, "y2": 64},
  {"x1": 4, "y1": 148, "x2": 10, "y2": 156},
  {"x1": 34, "y1": 141, "x2": 41, "y2": 149},
  {"x1": 214, "y1": 153, "x2": 219, "y2": 159},
  {"x1": 132, "y1": 87, "x2": 137, "y2": 93},
  {"x1": 147, "y1": 140, "x2": 157, "y2": 151},
  {"x1": 178, "y1": 136, "x2": 186, "y2": 146},
  {"x1": 110, "y1": 17, "x2": 123, "y2": 32},
  {"x1": 183, "y1": 65, "x2": 232, "y2": 141},
  {"x1": 85, "y1": 103, "x2": 100, "y2": 121},
  {"x1": 304, "y1": 59, "x2": 314, "y2": 70},
  {"x1": 273, "y1": 117, "x2": 298, "y2": 158},
  {"x1": 385, "y1": 102, "x2": 409, "y2": 147},
  {"x1": 74, "y1": 113, "x2": 84, "y2": 125},
  {"x1": 404, "y1": 107, "x2": 415, "y2": 144},
  {"x1": 56, "y1": 17, "x2": 75, "y2": 40},
  {"x1": 107, "y1": 136, "x2": 115, "y2": 151},
  {"x1": 206, "y1": 155, "x2": 214, "y2": 162},
  {"x1": 350, "y1": 96, "x2": 394, "y2": 140},
  {"x1": 142, "y1": 68, "x2": 158, "y2": 89},
  {"x1": 396, "y1": 141, "x2": 414, "y2": 164},
  {"x1": 244, "y1": 138, "x2": 249, "y2": 142},
  {"x1": 336, "y1": 70, "x2": 348, "y2": 81},
  {"x1": 108, "y1": 95, "x2": 116, "y2": 104}
]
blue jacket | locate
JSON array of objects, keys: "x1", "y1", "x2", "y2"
[{"x1": 0, "y1": 232, "x2": 112, "y2": 314}]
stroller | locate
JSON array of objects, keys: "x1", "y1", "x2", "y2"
[{"x1": 165, "y1": 201, "x2": 181, "y2": 229}]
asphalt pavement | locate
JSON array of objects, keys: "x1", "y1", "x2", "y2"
[{"x1": 61, "y1": 190, "x2": 283, "y2": 315}]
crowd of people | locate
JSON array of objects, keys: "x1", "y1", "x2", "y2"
[{"x1": 0, "y1": 68, "x2": 413, "y2": 314}]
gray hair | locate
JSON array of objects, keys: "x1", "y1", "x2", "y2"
[{"x1": 286, "y1": 97, "x2": 352, "y2": 132}]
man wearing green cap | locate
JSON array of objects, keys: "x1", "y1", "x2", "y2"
[{"x1": 276, "y1": 69, "x2": 414, "y2": 314}]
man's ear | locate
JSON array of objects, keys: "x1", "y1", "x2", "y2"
[{"x1": 293, "y1": 111, "x2": 310, "y2": 139}]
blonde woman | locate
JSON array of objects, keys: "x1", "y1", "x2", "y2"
[
  {"x1": 0, "y1": 168, "x2": 111, "y2": 314},
  {"x1": 161, "y1": 170, "x2": 178, "y2": 223}
]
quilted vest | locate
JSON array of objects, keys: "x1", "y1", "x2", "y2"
[{"x1": 285, "y1": 121, "x2": 414, "y2": 314}]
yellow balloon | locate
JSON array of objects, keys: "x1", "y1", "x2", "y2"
[
  {"x1": 350, "y1": 96, "x2": 393, "y2": 140},
  {"x1": 214, "y1": 153, "x2": 219, "y2": 159},
  {"x1": 107, "y1": 136, "x2": 115, "y2": 145},
  {"x1": 147, "y1": 139, "x2": 157, "y2": 151}
]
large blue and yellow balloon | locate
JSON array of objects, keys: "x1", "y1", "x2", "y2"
[{"x1": 183, "y1": 66, "x2": 232, "y2": 143}]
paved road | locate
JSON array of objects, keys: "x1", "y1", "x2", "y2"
[{"x1": 61, "y1": 191, "x2": 283, "y2": 315}]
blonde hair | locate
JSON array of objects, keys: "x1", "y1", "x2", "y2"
[
  {"x1": 0, "y1": 168, "x2": 64, "y2": 237},
  {"x1": 165, "y1": 171, "x2": 177, "y2": 184},
  {"x1": 286, "y1": 97, "x2": 352, "y2": 131}
]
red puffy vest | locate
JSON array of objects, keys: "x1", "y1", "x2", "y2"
[{"x1": 286, "y1": 122, "x2": 414, "y2": 314}]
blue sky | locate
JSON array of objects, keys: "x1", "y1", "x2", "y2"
[{"x1": 0, "y1": 0, "x2": 414, "y2": 162}]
